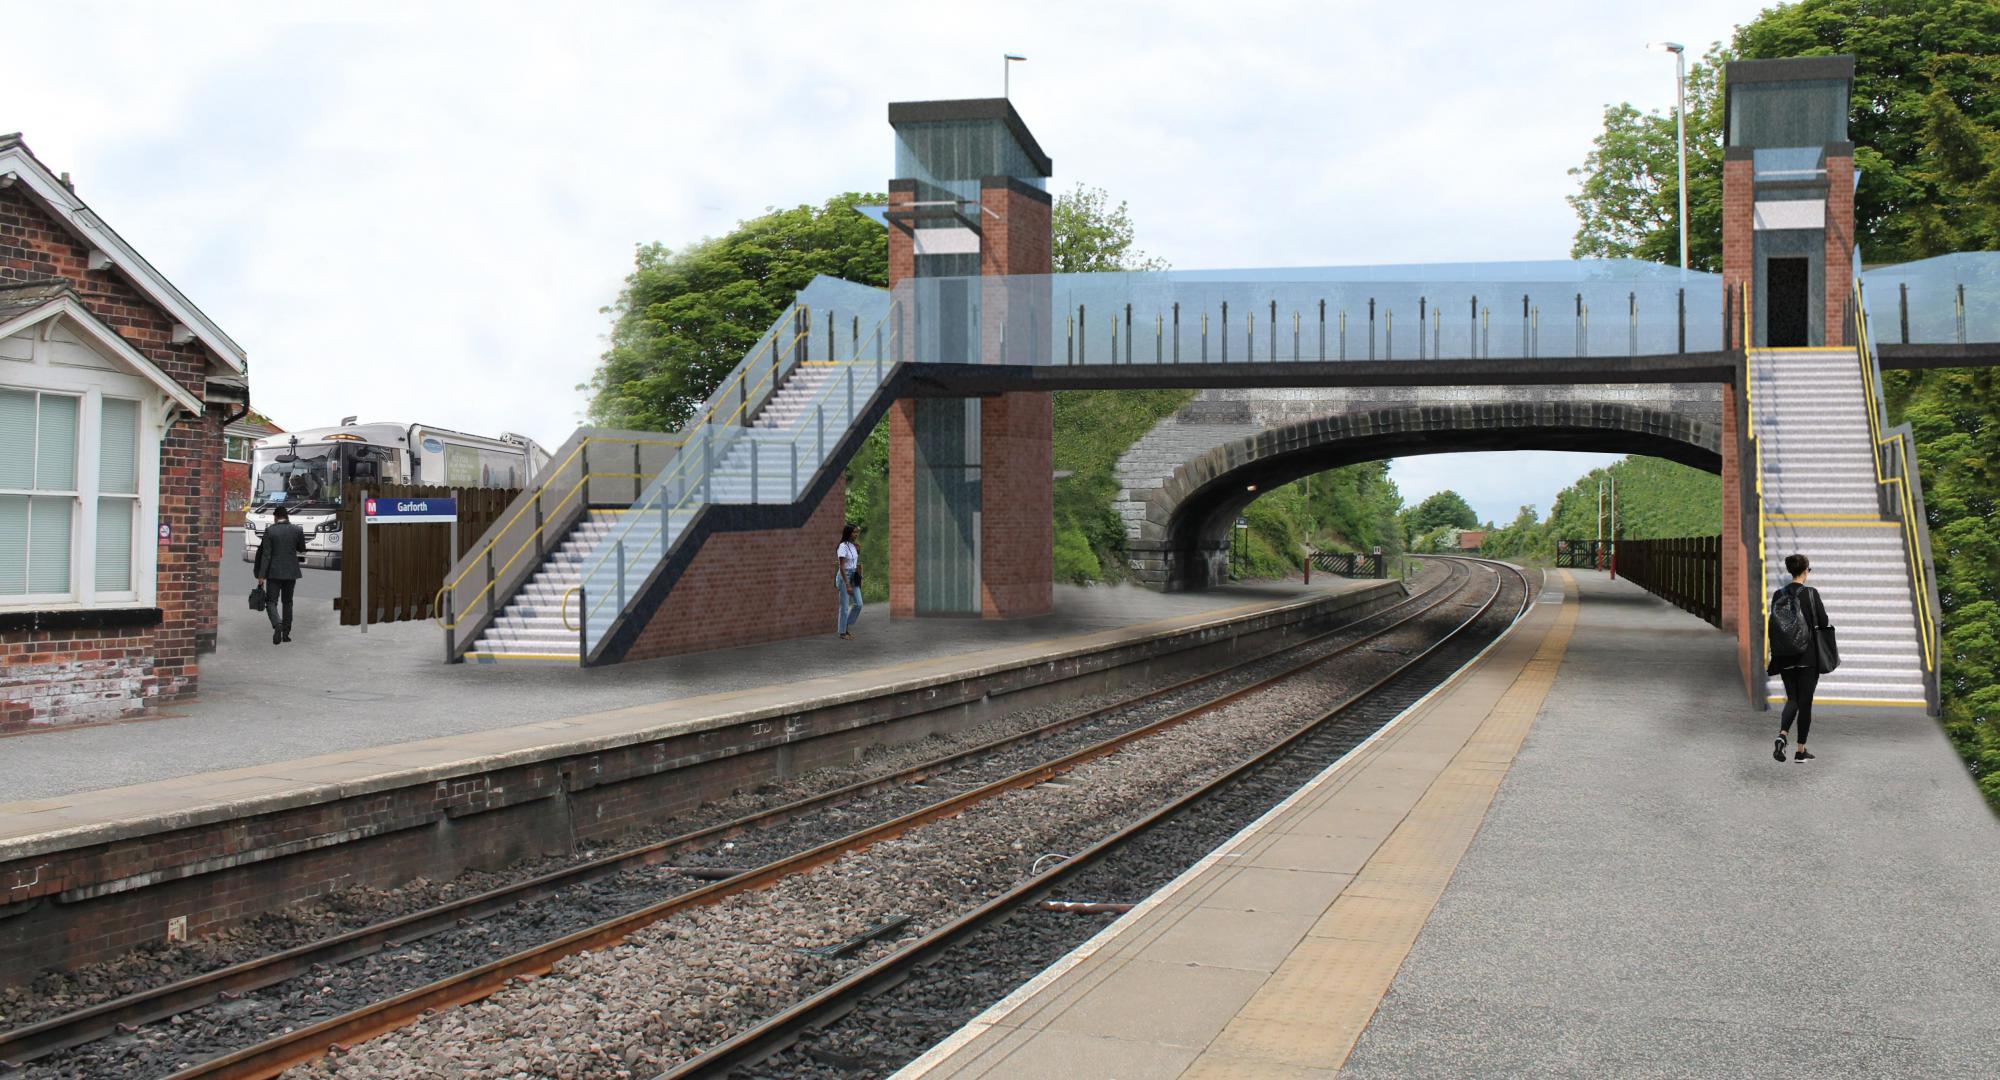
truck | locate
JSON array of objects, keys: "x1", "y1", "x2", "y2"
[{"x1": 242, "y1": 418, "x2": 549, "y2": 570}]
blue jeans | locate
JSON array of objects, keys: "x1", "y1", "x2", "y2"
[{"x1": 837, "y1": 575, "x2": 863, "y2": 635}]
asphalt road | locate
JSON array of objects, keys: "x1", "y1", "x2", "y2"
[{"x1": 223, "y1": 527, "x2": 341, "y2": 601}]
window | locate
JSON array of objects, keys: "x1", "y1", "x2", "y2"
[
  {"x1": 225, "y1": 434, "x2": 251, "y2": 462},
  {"x1": 0, "y1": 389, "x2": 79, "y2": 601},
  {"x1": 0, "y1": 386, "x2": 151, "y2": 607}
]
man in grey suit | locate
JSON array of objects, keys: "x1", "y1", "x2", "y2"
[{"x1": 254, "y1": 507, "x2": 307, "y2": 645}]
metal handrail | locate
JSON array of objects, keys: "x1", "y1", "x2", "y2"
[
  {"x1": 574, "y1": 305, "x2": 898, "y2": 644},
  {"x1": 1852, "y1": 286, "x2": 1938, "y2": 671},
  {"x1": 432, "y1": 433, "x2": 683, "y2": 628},
  {"x1": 436, "y1": 304, "x2": 815, "y2": 633}
]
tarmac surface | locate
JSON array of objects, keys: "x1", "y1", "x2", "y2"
[
  {"x1": 899, "y1": 571, "x2": 2000, "y2": 1079},
  {"x1": 0, "y1": 533, "x2": 1382, "y2": 800},
  {"x1": 1341, "y1": 573, "x2": 2000, "y2": 1078}
]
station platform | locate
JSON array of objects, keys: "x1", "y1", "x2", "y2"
[
  {"x1": 0, "y1": 574, "x2": 1383, "y2": 802},
  {"x1": 0, "y1": 574, "x2": 1402, "y2": 984},
  {"x1": 899, "y1": 571, "x2": 2000, "y2": 1079}
]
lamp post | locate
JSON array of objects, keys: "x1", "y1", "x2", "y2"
[
  {"x1": 1649, "y1": 41, "x2": 1688, "y2": 277},
  {"x1": 1003, "y1": 54, "x2": 1026, "y2": 98}
]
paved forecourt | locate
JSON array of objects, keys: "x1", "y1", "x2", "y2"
[{"x1": 901, "y1": 571, "x2": 2000, "y2": 1079}]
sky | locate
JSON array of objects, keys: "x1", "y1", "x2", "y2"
[{"x1": 2, "y1": 0, "x2": 1756, "y2": 524}]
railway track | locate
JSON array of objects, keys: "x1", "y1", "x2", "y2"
[
  {"x1": 1, "y1": 564, "x2": 1472, "y2": 1079},
  {"x1": 688, "y1": 558, "x2": 1530, "y2": 1079}
]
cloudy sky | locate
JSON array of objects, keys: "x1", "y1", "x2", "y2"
[{"x1": 6, "y1": 0, "x2": 1754, "y2": 524}]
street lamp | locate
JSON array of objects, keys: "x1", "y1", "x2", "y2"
[
  {"x1": 1004, "y1": 54, "x2": 1026, "y2": 98},
  {"x1": 1649, "y1": 41, "x2": 1688, "y2": 277}
]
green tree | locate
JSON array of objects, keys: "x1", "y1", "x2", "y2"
[
  {"x1": 1402, "y1": 490, "x2": 1478, "y2": 540},
  {"x1": 585, "y1": 193, "x2": 889, "y2": 432},
  {"x1": 1568, "y1": 0, "x2": 2000, "y2": 267},
  {"x1": 1568, "y1": 46, "x2": 1727, "y2": 270},
  {"x1": 1052, "y1": 184, "x2": 1169, "y2": 273}
]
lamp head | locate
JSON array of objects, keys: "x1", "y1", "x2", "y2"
[
  {"x1": 1004, "y1": 53, "x2": 1026, "y2": 62},
  {"x1": 1647, "y1": 41, "x2": 1685, "y2": 54}
]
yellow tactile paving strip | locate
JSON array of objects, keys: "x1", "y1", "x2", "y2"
[
  {"x1": 900, "y1": 570, "x2": 1578, "y2": 1080},
  {"x1": 1187, "y1": 576, "x2": 1578, "y2": 1075}
]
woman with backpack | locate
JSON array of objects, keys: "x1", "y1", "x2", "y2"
[{"x1": 1768, "y1": 552, "x2": 1835, "y2": 762}]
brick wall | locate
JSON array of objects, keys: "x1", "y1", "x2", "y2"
[
  {"x1": 0, "y1": 183, "x2": 225, "y2": 725},
  {"x1": 620, "y1": 477, "x2": 846, "y2": 660},
  {"x1": 981, "y1": 391, "x2": 1053, "y2": 617},
  {"x1": 0, "y1": 628, "x2": 159, "y2": 731},
  {"x1": 1721, "y1": 155, "x2": 1754, "y2": 347},
  {"x1": 1823, "y1": 154, "x2": 1855, "y2": 345}
]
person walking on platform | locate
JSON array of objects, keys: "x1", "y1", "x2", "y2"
[
  {"x1": 254, "y1": 507, "x2": 307, "y2": 645},
  {"x1": 836, "y1": 523, "x2": 864, "y2": 640},
  {"x1": 1768, "y1": 553, "x2": 1835, "y2": 762}
]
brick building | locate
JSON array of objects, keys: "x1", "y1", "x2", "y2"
[
  {"x1": 0, "y1": 135, "x2": 249, "y2": 730},
  {"x1": 223, "y1": 412, "x2": 282, "y2": 528}
]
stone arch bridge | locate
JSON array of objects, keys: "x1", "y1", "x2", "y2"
[{"x1": 1114, "y1": 383, "x2": 1723, "y2": 590}]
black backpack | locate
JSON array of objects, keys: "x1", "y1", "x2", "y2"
[{"x1": 1770, "y1": 586, "x2": 1813, "y2": 658}]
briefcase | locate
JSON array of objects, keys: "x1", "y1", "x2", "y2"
[{"x1": 249, "y1": 585, "x2": 266, "y2": 613}]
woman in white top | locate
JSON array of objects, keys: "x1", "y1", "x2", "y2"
[{"x1": 836, "y1": 524, "x2": 863, "y2": 639}]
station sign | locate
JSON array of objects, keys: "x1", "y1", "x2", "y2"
[{"x1": 364, "y1": 496, "x2": 457, "y2": 524}]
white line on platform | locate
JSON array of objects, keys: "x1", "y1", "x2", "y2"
[{"x1": 890, "y1": 565, "x2": 1548, "y2": 1080}]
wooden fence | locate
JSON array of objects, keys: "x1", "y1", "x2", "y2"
[
  {"x1": 1614, "y1": 535, "x2": 1721, "y2": 627},
  {"x1": 334, "y1": 484, "x2": 520, "y2": 626}
]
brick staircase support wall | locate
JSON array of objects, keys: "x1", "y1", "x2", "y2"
[{"x1": 619, "y1": 477, "x2": 845, "y2": 661}]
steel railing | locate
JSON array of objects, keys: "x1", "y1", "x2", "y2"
[
  {"x1": 564, "y1": 304, "x2": 901, "y2": 655},
  {"x1": 1852, "y1": 280, "x2": 1940, "y2": 679}
]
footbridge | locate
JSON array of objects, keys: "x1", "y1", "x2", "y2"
[{"x1": 436, "y1": 59, "x2": 1997, "y2": 718}]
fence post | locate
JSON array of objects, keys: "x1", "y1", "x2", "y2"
[
  {"x1": 1469, "y1": 296, "x2": 1477, "y2": 359},
  {"x1": 1899, "y1": 282, "x2": 1910, "y2": 344},
  {"x1": 1319, "y1": 299, "x2": 1326, "y2": 361},
  {"x1": 1522, "y1": 294, "x2": 1530, "y2": 357},
  {"x1": 1629, "y1": 291, "x2": 1637, "y2": 357},
  {"x1": 1079, "y1": 304, "x2": 1086, "y2": 364},
  {"x1": 1126, "y1": 303, "x2": 1133, "y2": 364},
  {"x1": 1957, "y1": 283, "x2": 1967, "y2": 344},
  {"x1": 1678, "y1": 287, "x2": 1686, "y2": 353},
  {"x1": 1157, "y1": 312, "x2": 1164, "y2": 364},
  {"x1": 359, "y1": 489, "x2": 369, "y2": 634},
  {"x1": 1368, "y1": 299, "x2": 1376, "y2": 360},
  {"x1": 1418, "y1": 297, "x2": 1426, "y2": 360},
  {"x1": 1269, "y1": 299, "x2": 1277, "y2": 360},
  {"x1": 1221, "y1": 301, "x2": 1229, "y2": 362},
  {"x1": 1173, "y1": 302, "x2": 1180, "y2": 363}
]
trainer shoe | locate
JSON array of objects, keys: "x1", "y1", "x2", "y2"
[{"x1": 1773, "y1": 734, "x2": 1788, "y2": 762}]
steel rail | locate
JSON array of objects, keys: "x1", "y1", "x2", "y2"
[
  {"x1": 661, "y1": 558, "x2": 1526, "y2": 1078},
  {"x1": 0, "y1": 567, "x2": 1460, "y2": 1074},
  {"x1": 155, "y1": 562, "x2": 1484, "y2": 1080}
]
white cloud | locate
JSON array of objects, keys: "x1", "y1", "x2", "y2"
[{"x1": 6, "y1": 0, "x2": 1749, "y2": 509}]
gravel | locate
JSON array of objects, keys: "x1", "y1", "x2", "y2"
[
  {"x1": 5, "y1": 565, "x2": 1459, "y2": 1080},
  {"x1": 284, "y1": 565, "x2": 1509, "y2": 1079}
]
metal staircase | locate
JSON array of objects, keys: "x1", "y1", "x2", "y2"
[
  {"x1": 463, "y1": 511, "x2": 623, "y2": 662},
  {"x1": 436, "y1": 275, "x2": 897, "y2": 666},
  {"x1": 1748, "y1": 343, "x2": 1932, "y2": 708}
]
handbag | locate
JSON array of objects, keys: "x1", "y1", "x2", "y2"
[
  {"x1": 850, "y1": 565, "x2": 863, "y2": 588},
  {"x1": 1816, "y1": 624, "x2": 1840, "y2": 674},
  {"x1": 248, "y1": 585, "x2": 267, "y2": 613}
]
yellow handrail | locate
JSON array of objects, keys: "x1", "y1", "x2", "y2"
[
  {"x1": 1853, "y1": 287, "x2": 1938, "y2": 672},
  {"x1": 574, "y1": 304, "x2": 898, "y2": 639},
  {"x1": 433, "y1": 433, "x2": 685, "y2": 628},
  {"x1": 434, "y1": 305, "x2": 817, "y2": 633}
]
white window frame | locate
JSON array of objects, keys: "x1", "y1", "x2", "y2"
[
  {"x1": 0, "y1": 331, "x2": 163, "y2": 613},
  {"x1": 224, "y1": 434, "x2": 251, "y2": 463}
]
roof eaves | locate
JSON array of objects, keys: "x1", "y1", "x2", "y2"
[{"x1": 0, "y1": 138, "x2": 248, "y2": 375}]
